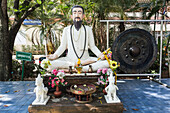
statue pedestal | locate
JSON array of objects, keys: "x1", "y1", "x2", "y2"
[
  {"x1": 104, "y1": 95, "x2": 121, "y2": 103},
  {"x1": 32, "y1": 96, "x2": 50, "y2": 105},
  {"x1": 28, "y1": 93, "x2": 123, "y2": 113}
]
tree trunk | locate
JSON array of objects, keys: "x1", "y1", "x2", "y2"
[
  {"x1": 0, "y1": 13, "x2": 5, "y2": 81},
  {"x1": 0, "y1": 0, "x2": 43, "y2": 81},
  {"x1": 0, "y1": 0, "x2": 11, "y2": 81}
]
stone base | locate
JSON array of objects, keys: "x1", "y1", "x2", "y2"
[
  {"x1": 28, "y1": 95, "x2": 123, "y2": 113},
  {"x1": 32, "y1": 96, "x2": 50, "y2": 105},
  {"x1": 104, "y1": 95, "x2": 121, "y2": 103}
]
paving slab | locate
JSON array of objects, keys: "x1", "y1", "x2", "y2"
[{"x1": 0, "y1": 79, "x2": 169, "y2": 113}]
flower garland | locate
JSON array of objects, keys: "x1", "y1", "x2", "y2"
[{"x1": 96, "y1": 68, "x2": 109, "y2": 85}]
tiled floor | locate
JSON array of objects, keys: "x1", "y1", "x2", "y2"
[
  {"x1": 160, "y1": 78, "x2": 170, "y2": 86},
  {"x1": 0, "y1": 79, "x2": 170, "y2": 113}
]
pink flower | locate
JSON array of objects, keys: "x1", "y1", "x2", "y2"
[
  {"x1": 102, "y1": 68, "x2": 108, "y2": 74},
  {"x1": 58, "y1": 70, "x2": 64, "y2": 73},
  {"x1": 49, "y1": 77, "x2": 51, "y2": 80},
  {"x1": 97, "y1": 68, "x2": 102, "y2": 73},
  {"x1": 61, "y1": 79, "x2": 65, "y2": 83},
  {"x1": 100, "y1": 76, "x2": 103, "y2": 79},
  {"x1": 96, "y1": 81, "x2": 100, "y2": 85},
  {"x1": 51, "y1": 83, "x2": 55, "y2": 88},
  {"x1": 55, "y1": 81, "x2": 59, "y2": 85},
  {"x1": 48, "y1": 82, "x2": 51, "y2": 86},
  {"x1": 52, "y1": 79, "x2": 54, "y2": 84},
  {"x1": 54, "y1": 77, "x2": 58, "y2": 80},
  {"x1": 52, "y1": 69, "x2": 58, "y2": 75},
  {"x1": 100, "y1": 81, "x2": 105, "y2": 85},
  {"x1": 65, "y1": 82, "x2": 68, "y2": 85}
]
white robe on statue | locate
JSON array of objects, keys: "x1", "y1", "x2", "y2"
[{"x1": 49, "y1": 25, "x2": 109, "y2": 71}]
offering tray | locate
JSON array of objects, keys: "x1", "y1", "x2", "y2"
[{"x1": 70, "y1": 84, "x2": 96, "y2": 103}]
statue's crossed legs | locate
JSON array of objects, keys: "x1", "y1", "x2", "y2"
[{"x1": 49, "y1": 57, "x2": 109, "y2": 72}]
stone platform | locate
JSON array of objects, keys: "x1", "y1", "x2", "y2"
[{"x1": 28, "y1": 95, "x2": 123, "y2": 113}]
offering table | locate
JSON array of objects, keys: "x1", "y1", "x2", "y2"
[{"x1": 28, "y1": 91, "x2": 123, "y2": 113}]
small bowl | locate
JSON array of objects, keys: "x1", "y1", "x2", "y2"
[{"x1": 76, "y1": 67, "x2": 82, "y2": 74}]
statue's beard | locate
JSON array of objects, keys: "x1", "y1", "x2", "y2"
[{"x1": 73, "y1": 18, "x2": 82, "y2": 31}]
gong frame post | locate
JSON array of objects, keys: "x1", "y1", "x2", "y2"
[
  {"x1": 107, "y1": 21, "x2": 109, "y2": 49},
  {"x1": 100, "y1": 19, "x2": 170, "y2": 81},
  {"x1": 159, "y1": 20, "x2": 163, "y2": 82}
]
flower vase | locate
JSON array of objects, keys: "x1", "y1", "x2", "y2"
[{"x1": 54, "y1": 86, "x2": 62, "y2": 97}]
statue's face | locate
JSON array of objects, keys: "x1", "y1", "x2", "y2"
[{"x1": 71, "y1": 7, "x2": 84, "y2": 21}]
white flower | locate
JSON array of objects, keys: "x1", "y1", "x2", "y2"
[{"x1": 57, "y1": 72, "x2": 65, "y2": 79}]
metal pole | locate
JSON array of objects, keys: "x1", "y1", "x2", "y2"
[
  {"x1": 159, "y1": 20, "x2": 163, "y2": 82},
  {"x1": 117, "y1": 74, "x2": 160, "y2": 76},
  {"x1": 100, "y1": 20, "x2": 170, "y2": 22},
  {"x1": 21, "y1": 60, "x2": 25, "y2": 81},
  {"x1": 107, "y1": 21, "x2": 109, "y2": 48}
]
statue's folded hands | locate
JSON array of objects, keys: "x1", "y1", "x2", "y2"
[{"x1": 47, "y1": 54, "x2": 58, "y2": 60}]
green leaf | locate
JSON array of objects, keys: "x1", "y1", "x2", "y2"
[
  {"x1": 14, "y1": 9, "x2": 18, "y2": 12},
  {"x1": 37, "y1": 0, "x2": 42, "y2": 4},
  {"x1": 48, "y1": 2, "x2": 54, "y2": 5}
]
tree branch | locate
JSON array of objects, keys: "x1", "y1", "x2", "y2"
[
  {"x1": 20, "y1": 0, "x2": 44, "y2": 21},
  {"x1": 14, "y1": 0, "x2": 19, "y2": 9},
  {"x1": 9, "y1": 0, "x2": 44, "y2": 47}
]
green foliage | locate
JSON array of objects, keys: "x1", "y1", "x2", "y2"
[
  {"x1": 12, "y1": 60, "x2": 21, "y2": 76},
  {"x1": 133, "y1": 0, "x2": 164, "y2": 19},
  {"x1": 21, "y1": 45, "x2": 45, "y2": 55},
  {"x1": 11, "y1": 59, "x2": 42, "y2": 80}
]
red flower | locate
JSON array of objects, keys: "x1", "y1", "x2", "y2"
[{"x1": 52, "y1": 69, "x2": 58, "y2": 75}]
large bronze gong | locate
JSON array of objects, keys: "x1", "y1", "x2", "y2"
[{"x1": 112, "y1": 28, "x2": 157, "y2": 73}]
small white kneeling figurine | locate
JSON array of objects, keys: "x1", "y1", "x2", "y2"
[
  {"x1": 105, "y1": 69, "x2": 120, "y2": 103},
  {"x1": 32, "y1": 74, "x2": 50, "y2": 105}
]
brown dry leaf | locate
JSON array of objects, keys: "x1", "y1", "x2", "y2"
[
  {"x1": 123, "y1": 108, "x2": 127, "y2": 111},
  {"x1": 5, "y1": 91, "x2": 10, "y2": 93},
  {"x1": 4, "y1": 105, "x2": 8, "y2": 107},
  {"x1": 27, "y1": 89, "x2": 31, "y2": 91},
  {"x1": 0, "y1": 96, "x2": 3, "y2": 98},
  {"x1": 14, "y1": 90, "x2": 20, "y2": 92},
  {"x1": 132, "y1": 108, "x2": 139, "y2": 111}
]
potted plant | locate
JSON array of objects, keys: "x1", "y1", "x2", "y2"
[{"x1": 48, "y1": 69, "x2": 68, "y2": 97}]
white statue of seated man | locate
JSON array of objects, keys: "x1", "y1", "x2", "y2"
[{"x1": 47, "y1": 5, "x2": 109, "y2": 72}]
